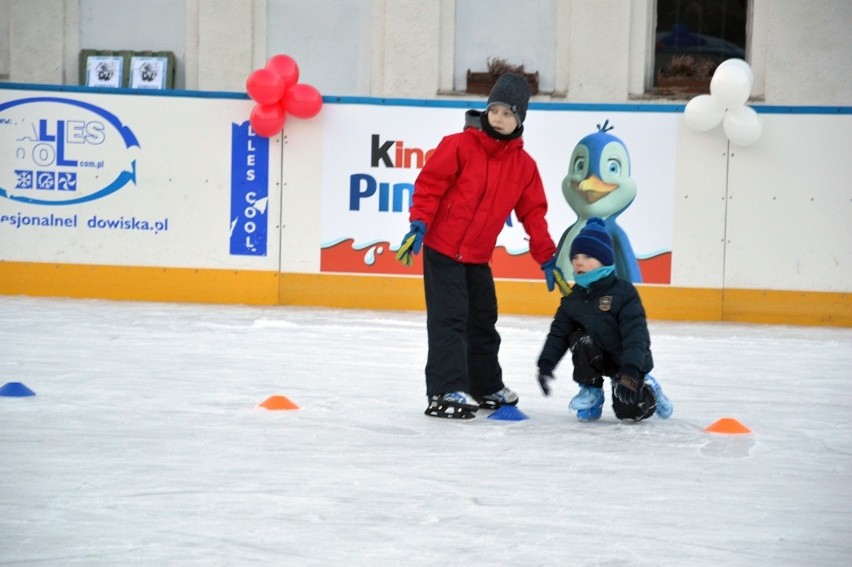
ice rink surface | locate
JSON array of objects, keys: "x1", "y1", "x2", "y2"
[{"x1": 1, "y1": 295, "x2": 850, "y2": 566}]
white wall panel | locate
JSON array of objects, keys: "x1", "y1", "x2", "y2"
[
  {"x1": 279, "y1": 113, "x2": 323, "y2": 273},
  {"x1": 671, "y1": 121, "x2": 729, "y2": 289},
  {"x1": 723, "y1": 114, "x2": 852, "y2": 291}
]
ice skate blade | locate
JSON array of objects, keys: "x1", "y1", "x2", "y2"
[{"x1": 424, "y1": 404, "x2": 476, "y2": 420}]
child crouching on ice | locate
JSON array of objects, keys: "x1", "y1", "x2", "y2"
[{"x1": 536, "y1": 218, "x2": 672, "y2": 421}]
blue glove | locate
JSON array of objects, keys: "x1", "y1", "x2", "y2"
[
  {"x1": 395, "y1": 221, "x2": 426, "y2": 267},
  {"x1": 541, "y1": 257, "x2": 572, "y2": 296}
]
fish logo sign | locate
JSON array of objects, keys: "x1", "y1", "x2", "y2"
[{"x1": 0, "y1": 96, "x2": 140, "y2": 206}]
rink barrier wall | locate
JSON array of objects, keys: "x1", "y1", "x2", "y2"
[
  {"x1": 1, "y1": 85, "x2": 850, "y2": 328},
  {"x1": 0, "y1": 262, "x2": 849, "y2": 327}
]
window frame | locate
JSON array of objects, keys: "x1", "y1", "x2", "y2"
[{"x1": 649, "y1": 0, "x2": 752, "y2": 98}]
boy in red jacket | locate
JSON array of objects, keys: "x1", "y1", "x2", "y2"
[{"x1": 396, "y1": 73, "x2": 566, "y2": 419}]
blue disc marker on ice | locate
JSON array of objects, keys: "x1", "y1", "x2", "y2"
[
  {"x1": 0, "y1": 382, "x2": 36, "y2": 397},
  {"x1": 487, "y1": 405, "x2": 528, "y2": 421}
]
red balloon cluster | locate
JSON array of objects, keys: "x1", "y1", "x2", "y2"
[{"x1": 246, "y1": 54, "x2": 323, "y2": 138}]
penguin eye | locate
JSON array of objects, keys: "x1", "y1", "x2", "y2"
[
  {"x1": 606, "y1": 158, "x2": 621, "y2": 176},
  {"x1": 573, "y1": 156, "x2": 586, "y2": 174}
]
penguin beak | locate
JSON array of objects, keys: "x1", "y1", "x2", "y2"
[{"x1": 574, "y1": 175, "x2": 617, "y2": 204}]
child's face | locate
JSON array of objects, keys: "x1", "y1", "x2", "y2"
[
  {"x1": 486, "y1": 104, "x2": 518, "y2": 134},
  {"x1": 571, "y1": 254, "x2": 603, "y2": 275}
]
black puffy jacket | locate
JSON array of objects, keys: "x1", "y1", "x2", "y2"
[{"x1": 538, "y1": 273, "x2": 653, "y2": 376}]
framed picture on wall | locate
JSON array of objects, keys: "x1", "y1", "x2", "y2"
[
  {"x1": 129, "y1": 56, "x2": 168, "y2": 89},
  {"x1": 85, "y1": 55, "x2": 124, "y2": 88}
]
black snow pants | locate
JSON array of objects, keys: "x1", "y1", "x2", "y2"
[
  {"x1": 571, "y1": 331, "x2": 655, "y2": 421},
  {"x1": 422, "y1": 246, "x2": 504, "y2": 397}
]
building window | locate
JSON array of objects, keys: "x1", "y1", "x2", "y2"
[
  {"x1": 454, "y1": 0, "x2": 555, "y2": 94},
  {"x1": 654, "y1": 0, "x2": 748, "y2": 95},
  {"x1": 79, "y1": 0, "x2": 185, "y2": 88},
  {"x1": 267, "y1": 0, "x2": 371, "y2": 96}
]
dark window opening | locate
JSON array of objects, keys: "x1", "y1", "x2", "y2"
[{"x1": 654, "y1": 0, "x2": 748, "y2": 95}]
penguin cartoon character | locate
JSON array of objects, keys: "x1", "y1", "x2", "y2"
[{"x1": 555, "y1": 120, "x2": 643, "y2": 282}]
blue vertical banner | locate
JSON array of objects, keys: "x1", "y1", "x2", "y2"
[{"x1": 230, "y1": 122, "x2": 269, "y2": 256}]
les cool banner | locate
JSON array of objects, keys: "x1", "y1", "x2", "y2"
[
  {"x1": 0, "y1": 89, "x2": 276, "y2": 271},
  {"x1": 319, "y1": 103, "x2": 677, "y2": 284}
]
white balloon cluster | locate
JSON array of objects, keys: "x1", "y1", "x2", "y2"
[{"x1": 683, "y1": 58, "x2": 761, "y2": 146}]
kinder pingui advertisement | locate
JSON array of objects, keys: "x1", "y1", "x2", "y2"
[{"x1": 320, "y1": 103, "x2": 676, "y2": 283}]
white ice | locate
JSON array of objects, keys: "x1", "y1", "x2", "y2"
[{"x1": 1, "y1": 295, "x2": 850, "y2": 566}]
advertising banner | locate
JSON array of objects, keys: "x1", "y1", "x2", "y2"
[
  {"x1": 0, "y1": 89, "x2": 279, "y2": 271},
  {"x1": 0, "y1": 89, "x2": 676, "y2": 286},
  {"x1": 320, "y1": 103, "x2": 677, "y2": 283}
]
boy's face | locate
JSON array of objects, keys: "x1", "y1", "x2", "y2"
[
  {"x1": 571, "y1": 254, "x2": 603, "y2": 275},
  {"x1": 486, "y1": 104, "x2": 518, "y2": 134}
]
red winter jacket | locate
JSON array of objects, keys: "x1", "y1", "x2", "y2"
[{"x1": 409, "y1": 123, "x2": 556, "y2": 265}]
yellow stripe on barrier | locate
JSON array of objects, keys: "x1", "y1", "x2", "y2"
[
  {"x1": 0, "y1": 262, "x2": 280, "y2": 305},
  {"x1": 0, "y1": 262, "x2": 848, "y2": 327},
  {"x1": 722, "y1": 288, "x2": 850, "y2": 327},
  {"x1": 279, "y1": 272, "x2": 426, "y2": 311}
]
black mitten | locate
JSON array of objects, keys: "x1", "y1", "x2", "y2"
[
  {"x1": 537, "y1": 370, "x2": 555, "y2": 396},
  {"x1": 613, "y1": 367, "x2": 644, "y2": 405}
]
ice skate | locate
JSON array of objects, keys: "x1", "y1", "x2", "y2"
[
  {"x1": 424, "y1": 391, "x2": 479, "y2": 419},
  {"x1": 569, "y1": 385, "x2": 604, "y2": 422},
  {"x1": 644, "y1": 375, "x2": 673, "y2": 419},
  {"x1": 569, "y1": 385, "x2": 604, "y2": 410},
  {"x1": 474, "y1": 387, "x2": 519, "y2": 410}
]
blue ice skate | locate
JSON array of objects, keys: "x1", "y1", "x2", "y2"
[
  {"x1": 644, "y1": 375, "x2": 673, "y2": 419},
  {"x1": 569, "y1": 385, "x2": 604, "y2": 422}
]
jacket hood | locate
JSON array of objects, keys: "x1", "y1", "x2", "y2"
[{"x1": 464, "y1": 109, "x2": 483, "y2": 130}]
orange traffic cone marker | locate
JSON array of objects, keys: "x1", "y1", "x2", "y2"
[
  {"x1": 258, "y1": 395, "x2": 299, "y2": 410},
  {"x1": 705, "y1": 417, "x2": 751, "y2": 434}
]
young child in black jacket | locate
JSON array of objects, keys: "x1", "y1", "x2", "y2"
[{"x1": 536, "y1": 218, "x2": 672, "y2": 421}]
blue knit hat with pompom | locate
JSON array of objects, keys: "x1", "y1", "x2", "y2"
[{"x1": 569, "y1": 217, "x2": 614, "y2": 266}]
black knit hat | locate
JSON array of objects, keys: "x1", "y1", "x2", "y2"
[
  {"x1": 570, "y1": 217, "x2": 614, "y2": 266},
  {"x1": 487, "y1": 73, "x2": 531, "y2": 125}
]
